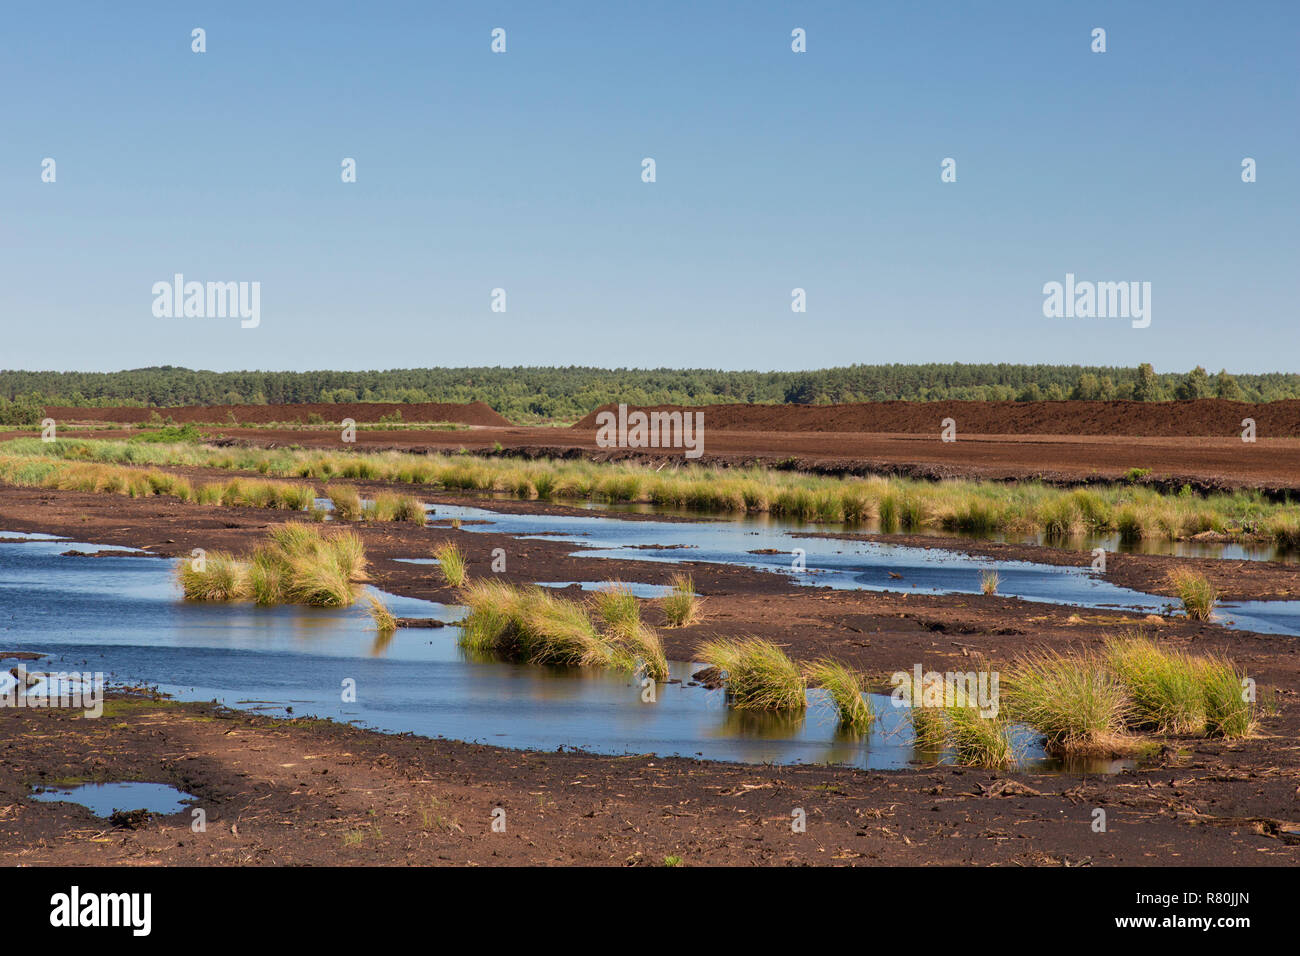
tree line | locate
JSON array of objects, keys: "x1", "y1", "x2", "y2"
[{"x1": 0, "y1": 363, "x2": 1295, "y2": 425}]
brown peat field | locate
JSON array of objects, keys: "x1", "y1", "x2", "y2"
[{"x1": 2, "y1": 399, "x2": 1298, "y2": 870}]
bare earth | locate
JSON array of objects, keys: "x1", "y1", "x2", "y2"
[{"x1": 1, "y1": 475, "x2": 1298, "y2": 866}]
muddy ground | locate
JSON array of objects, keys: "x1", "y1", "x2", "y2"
[
  {"x1": 1, "y1": 476, "x2": 1298, "y2": 865},
  {"x1": 46, "y1": 396, "x2": 1300, "y2": 437},
  {"x1": 1, "y1": 692, "x2": 1297, "y2": 866}
]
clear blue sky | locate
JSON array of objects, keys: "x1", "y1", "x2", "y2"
[{"x1": 2, "y1": 1, "x2": 1296, "y2": 374}]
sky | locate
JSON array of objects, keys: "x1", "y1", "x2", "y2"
[{"x1": 1, "y1": 1, "x2": 1296, "y2": 375}]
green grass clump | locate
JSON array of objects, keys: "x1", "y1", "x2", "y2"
[
  {"x1": 366, "y1": 491, "x2": 425, "y2": 523},
  {"x1": 128, "y1": 424, "x2": 203, "y2": 444},
  {"x1": 1167, "y1": 568, "x2": 1217, "y2": 620},
  {"x1": 904, "y1": 677, "x2": 1018, "y2": 768},
  {"x1": 327, "y1": 484, "x2": 362, "y2": 521},
  {"x1": 268, "y1": 525, "x2": 367, "y2": 607},
  {"x1": 177, "y1": 551, "x2": 244, "y2": 601},
  {"x1": 433, "y1": 541, "x2": 466, "y2": 587},
  {"x1": 278, "y1": 483, "x2": 318, "y2": 511},
  {"x1": 660, "y1": 573, "x2": 701, "y2": 627},
  {"x1": 1199, "y1": 656, "x2": 1256, "y2": 738},
  {"x1": 457, "y1": 579, "x2": 525, "y2": 654},
  {"x1": 1103, "y1": 632, "x2": 1255, "y2": 738},
  {"x1": 944, "y1": 697, "x2": 1017, "y2": 770},
  {"x1": 696, "y1": 638, "x2": 806, "y2": 712},
  {"x1": 366, "y1": 592, "x2": 397, "y2": 634},
  {"x1": 586, "y1": 584, "x2": 668, "y2": 681},
  {"x1": 455, "y1": 580, "x2": 638, "y2": 673},
  {"x1": 176, "y1": 524, "x2": 367, "y2": 608},
  {"x1": 806, "y1": 659, "x2": 873, "y2": 732},
  {"x1": 590, "y1": 582, "x2": 639, "y2": 632},
  {"x1": 619, "y1": 620, "x2": 669, "y2": 682},
  {"x1": 908, "y1": 704, "x2": 947, "y2": 754},
  {"x1": 246, "y1": 551, "x2": 284, "y2": 605},
  {"x1": 284, "y1": 551, "x2": 356, "y2": 607},
  {"x1": 1004, "y1": 650, "x2": 1131, "y2": 754},
  {"x1": 1103, "y1": 634, "x2": 1204, "y2": 734},
  {"x1": 980, "y1": 569, "x2": 999, "y2": 595},
  {"x1": 518, "y1": 590, "x2": 621, "y2": 668}
]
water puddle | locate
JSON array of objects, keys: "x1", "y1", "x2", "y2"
[
  {"x1": 2, "y1": 537, "x2": 1123, "y2": 772},
  {"x1": 401, "y1": 505, "x2": 1300, "y2": 636},
  {"x1": 514, "y1": 497, "x2": 1300, "y2": 564},
  {"x1": 29, "y1": 781, "x2": 193, "y2": 817}
]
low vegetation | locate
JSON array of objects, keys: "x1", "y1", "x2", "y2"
[
  {"x1": 326, "y1": 484, "x2": 362, "y2": 520},
  {"x1": 1103, "y1": 632, "x2": 1254, "y2": 738},
  {"x1": 906, "y1": 696, "x2": 1018, "y2": 769},
  {"x1": 660, "y1": 573, "x2": 702, "y2": 627},
  {"x1": 1003, "y1": 651, "x2": 1131, "y2": 754},
  {"x1": 366, "y1": 491, "x2": 426, "y2": 524},
  {"x1": 432, "y1": 541, "x2": 466, "y2": 587},
  {"x1": 1166, "y1": 568, "x2": 1217, "y2": 620},
  {"x1": 177, "y1": 524, "x2": 369, "y2": 607},
  {"x1": 806, "y1": 659, "x2": 873, "y2": 731},
  {"x1": 456, "y1": 579, "x2": 669, "y2": 680},
  {"x1": 366, "y1": 592, "x2": 397, "y2": 633},
  {"x1": 5, "y1": 437, "x2": 1296, "y2": 546},
  {"x1": 997, "y1": 632, "x2": 1255, "y2": 757},
  {"x1": 590, "y1": 582, "x2": 639, "y2": 633},
  {"x1": 943, "y1": 695, "x2": 1018, "y2": 770},
  {"x1": 0, "y1": 451, "x2": 421, "y2": 525},
  {"x1": 695, "y1": 638, "x2": 806, "y2": 712}
]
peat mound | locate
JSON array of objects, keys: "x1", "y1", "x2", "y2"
[{"x1": 572, "y1": 399, "x2": 1300, "y2": 437}]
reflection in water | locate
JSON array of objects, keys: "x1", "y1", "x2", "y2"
[
  {"x1": 30, "y1": 782, "x2": 194, "y2": 816},
  {"x1": 0, "y1": 535, "x2": 1213, "y2": 775},
  {"x1": 573, "y1": 498, "x2": 1300, "y2": 564},
  {"x1": 404, "y1": 504, "x2": 1300, "y2": 636}
]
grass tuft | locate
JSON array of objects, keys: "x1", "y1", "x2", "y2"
[
  {"x1": 695, "y1": 638, "x2": 806, "y2": 711},
  {"x1": 366, "y1": 592, "x2": 398, "y2": 633},
  {"x1": 1167, "y1": 568, "x2": 1217, "y2": 620},
  {"x1": 176, "y1": 524, "x2": 367, "y2": 607},
  {"x1": 327, "y1": 484, "x2": 362, "y2": 521},
  {"x1": 433, "y1": 541, "x2": 466, "y2": 587},
  {"x1": 660, "y1": 573, "x2": 701, "y2": 627},
  {"x1": 590, "y1": 582, "x2": 639, "y2": 632},
  {"x1": 1004, "y1": 650, "x2": 1131, "y2": 753},
  {"x1": 980, "y1": 569, "x2": 999, "y2": 595},
  {"x1": 806, "y1": 659, "x2": 873, "y2": 731}
]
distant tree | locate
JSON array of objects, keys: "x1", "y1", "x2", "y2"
[
  {"x1": 1071, "y1": 373, "x2": 1101, "y2": 400},
  {"x1": 1175, "y1": 366, "x2": 1210, "y2": 400},
  {"x1": 1016, "y1": 383, "x2": 1043, "y2": 402},
  {"x1": 1132, "y1": 363, "x2": 1159, "y2": 402},
  {"x1": 783, "y1": 379, "x2": 817, "y2": 404},
  {"x1": 1214, "y1": 369, "x2": 1244, "y2": 401}
]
